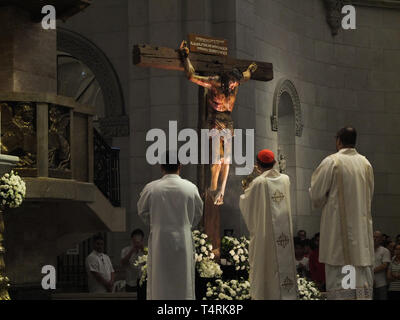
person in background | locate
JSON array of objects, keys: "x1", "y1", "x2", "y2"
[
  {"x1": 121, "y1": 229, "x2": 145, "y2": 293},
  {"x1": 294, "y1": 237, "x2": 309, "y2": 279},
  {"x1": 387, "y1": 244, "x2": 400, "y2": 300},
  {"x1": 304, "y1": 239, "x2": 312, "y2": 258},
  {"x1": 86, "y1": 234, "x2": 115, "y2": 293},
  {"x1": 309, "y1": 233, "x2": 326, "y2": 291},
  {"x1": 396, "y1": 234, "x2": 400, "y2": 245},
  {"x1": 297, "y1": 230, "x2": 307, "y2": 241},
  {"x1": 374, "y1": 231, "x2": 391, "y2": 300},
  {"x1": 382, "y1": 234, "x2": 391, "y2": 248},
  {"x1": 387, "y1": 241, "x2": 397, "y2": 259}
]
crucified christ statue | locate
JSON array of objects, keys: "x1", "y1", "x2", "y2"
[{"x1": 178, "y1": 40, "x2": 258, "y2": 205}]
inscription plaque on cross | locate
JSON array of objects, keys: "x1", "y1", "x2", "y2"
[{"x1": 133, "y1": 34, "x2": 273, "y2": 256}]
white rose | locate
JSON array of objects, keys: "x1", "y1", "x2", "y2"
[
  {"x1": 201, "y1": 246, "x2": 206, "y2": 252},
  {"x1": 200, "y1": 239, "x2": 205, "y2": 245}
]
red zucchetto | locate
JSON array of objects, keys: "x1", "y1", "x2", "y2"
[{"x1": 257, "y1": 149, "x2": 275, "y2": 164}]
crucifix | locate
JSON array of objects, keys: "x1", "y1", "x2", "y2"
[{"x1": 133, "y1": 34, "x2": 273, "y2": 255}]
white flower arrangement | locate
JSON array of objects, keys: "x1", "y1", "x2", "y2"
[
  {"x1": 197, "y1": 259, "x2": 223, "y2": 279},
  {"x1": 0, "y1": 171, "x2": 26, "y2": 209},
  {"x1": 203, "y1": 279, "x2": 251, "y2": 300},
  {"x1": 297, "y1": 275, "x2": 323, "y2": 300},
  {"x1": 133, "y1": 248, "x2": 148, "y2": 287},
  {"x1": 192, "y1": 230, "x2": 215, "y2": 263},
  {"x1": 221, "y1": 236, "x2": 250, "y2": 272}
]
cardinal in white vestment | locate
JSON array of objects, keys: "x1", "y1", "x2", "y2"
[
  {"x1": 310, "y1": 127, "x2": 374, "y2": 300},
  {"x1": 137, "y1": 152, "x2": 203, "y2": 300},
  {"x1": 239, "y1": 149, "x2": 298, "y2": 300}
]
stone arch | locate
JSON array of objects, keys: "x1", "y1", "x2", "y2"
[
  {"x1": 270, "y1": 79, "x2": 303, "y2": 137},
  {"x1": 57, "y1": 27, "x2": 128, "y2": 137}
]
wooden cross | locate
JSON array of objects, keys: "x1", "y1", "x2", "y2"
[
  {"x1": 133, "y1": 39, "x2": 273, "y2": 256},
  {"x1": 133, "y1": 44, "x2": 273, "y2": 81}
]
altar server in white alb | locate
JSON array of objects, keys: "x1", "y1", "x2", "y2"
[
  {"x1": 239, "y1": 149, "x2": 298, "y2": 300},
  {"x1": 137, "y1": 152, "x2": 203, "y2": 300},
  {"x1": 310, "y1": 126, "x2": 374, "y2": 300}
]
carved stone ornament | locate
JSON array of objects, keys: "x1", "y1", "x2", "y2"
[
  {"x1": 98, "y1": 115, "x2": 130, "y2": 138},
  {"x1": 48, "y1": 105, "x2": 71, "y2": 170},
  {"x1": 0, "y1": 102, "x2": 36, "y2": 168},
  {"x1": 271, "y1": 79, "x2": 303, "y2": 137}
]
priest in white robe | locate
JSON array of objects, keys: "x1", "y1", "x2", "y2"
[
  {"x1": 137, "y1": 152, "x2": 203, "y2": 300},
  {"x1": 239, "y1": 149, "x2": 298, "y2": 300},
  {"x1": 310, "y1": 126, "x2": 374, "y2": 300}
]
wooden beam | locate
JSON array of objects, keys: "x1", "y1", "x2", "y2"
[{"x1": 133, "y1": 44, "x2": 273, "y2": 82}]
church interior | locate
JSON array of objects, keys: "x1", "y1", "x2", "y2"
[{"x1": 0, "y1": 0, "x2": 399, "y2": 301}]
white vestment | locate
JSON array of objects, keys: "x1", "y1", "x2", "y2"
[
  {"x1": 239, "y1": 169, "x2": 298, "y2": 300},
  {"x1": 310, "y1": 148, "x2": 374, "y2": 300},
  {"x1": 137, "y1": 174, "x2": 203, "y2": 300}
]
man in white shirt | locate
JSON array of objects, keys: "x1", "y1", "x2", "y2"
[
  {"x1": 137, "y1": 151, "x2": 203, "y2": 300},
  {"x1": 86, "y1": 234, "x2": 115, "y2": 293},
  {"x1": 373, "y1": 230, "x2": 391, "y2": 300},
  {"x1": 121, "y1": 229, "x2": 145, "y2": 292},
  {"x1": 310, "y1": 126, "x2": 375, "y2": 300}
]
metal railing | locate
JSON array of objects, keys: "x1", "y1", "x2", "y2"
[{"x1": 93, "y1": 128, "x2": 121, "y2": 207}]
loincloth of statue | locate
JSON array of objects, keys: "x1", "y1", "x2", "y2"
[{"x1": 207, "y1": 105, "x2": 234, "y2": 160}]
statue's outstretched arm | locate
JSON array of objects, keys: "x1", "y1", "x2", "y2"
[
  {"x1": 242, "y1": 62, "x2": 258, "y2": 82},
  {"x1": 178, "y1": 40, "x2": 219, "y2": 89}
]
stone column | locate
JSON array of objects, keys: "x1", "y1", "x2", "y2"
[{"x1": 0, "y1": 6, "x2": 57, "y2": 94}]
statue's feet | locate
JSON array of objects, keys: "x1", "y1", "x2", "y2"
[
  {"x1": 213, "y1": 190, "x2": 224, "y2": 206},
  {"x1": 207, "y1": 189, "x2": 224, "y2": 206}
]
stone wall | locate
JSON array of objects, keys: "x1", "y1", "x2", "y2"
[{"x1": 250, "y1": 0, "x2": 400, "y2": 237}]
